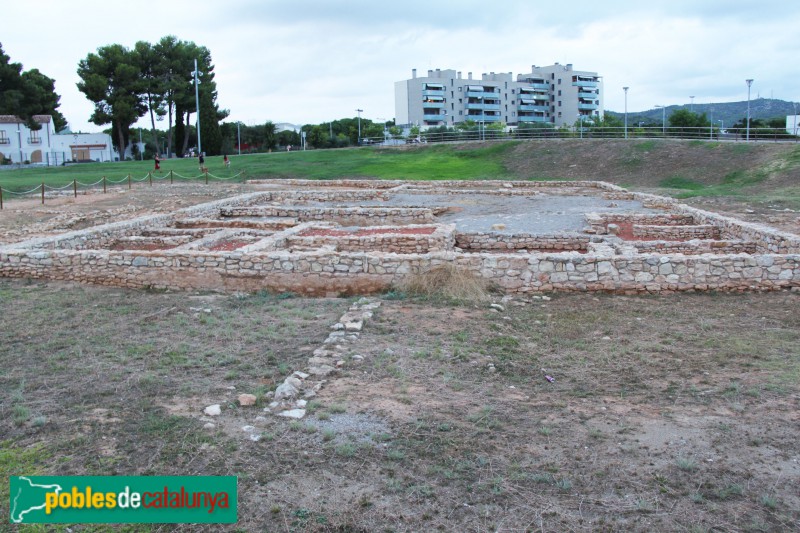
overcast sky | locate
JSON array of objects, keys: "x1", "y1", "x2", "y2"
[{"x1": 3, "y1": 0, "x2": 798, "y2": 132}]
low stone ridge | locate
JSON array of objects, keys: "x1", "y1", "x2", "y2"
[{"x1": 0, "y1": 180, "x2": 798, "y2": 295}]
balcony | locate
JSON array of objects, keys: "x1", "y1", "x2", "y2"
[
  {"x1": 572, "y1": 80, "x2": 598, "y2": 88},
  {"x1": 422, "y1": 100, "x2": 445, "y2": 108},
  {"x1": 466, "y1": 103, "x2": 501, "y2": 111},
  {"x1": 518, "y1": 115, "x2": 548, "y2": 123},
  {"x1": 578, "y1": 91, "x2": 598, "y2": 99},
  {"x1": 578, "y1": 102, "x2": 598, "y2": 110},
  {"x1": 522, "y1": 83, "x2": 550, "y2": 90},
  {"x1": 28, "y1": 137, "x2": 42, "y2": 144},
  {"x1": 0, "y1": 137, "x2": 10, "y2": 145},
  {"x1": 465, "y1": 90, "x2": 500, "y2": 98},
  {"x1": 423, "y1": 114, "x2": 444, "y2": 121},
  {"x1": 466, "y1": 113, "x2": 501, "y2": 122},
  {"x1": 518, "y1": 104, "x2": 549, "y2": 112},
  {"x1": 422, "y1": 89, "x2": 444, "y2": 97}
]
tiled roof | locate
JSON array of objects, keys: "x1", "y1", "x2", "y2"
[{"x1": 0, "y1": 115, "x2": 52, "y2": 124}]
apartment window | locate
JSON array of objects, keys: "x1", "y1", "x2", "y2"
[
  {"x1": 29, "y1": 130, "x2": 41, "y2": 144},
  {"x1": 0, "y1": 131, "x2": 9, "y2": 144},
  {"x1": 558, "y1": 90, "x2": 562, "y2": 96},
  {"x1": 504, "y1": 82, "x2": 508, "y2": 89},
  {"x1": 458, "y1": 86, "x2": 462, "y2": 91},
  {"x1": 451, "y1": 103, "x2": 454, "y2": 110},
  {"x1": 459, "y1": 110, "x2": 463, "y2": 115},
  {"x1": 504, "y1": 105, "x2": 507, "y2": 111},
  {"x1": 558, "y1": 79, "x2": 561, "y2": 85},
  {"x1": 511, "y1": 100, "x2": 515, "y2": 105},
  {"x1": 458, "y1": 98, "x2": 462, "y2": 103},
  {"x1": 451, "y1": 91, "x2": 454, "y2": 97},
  {"x1": 558, "y1": 101, "x2": 562, "y2": 107},
  {"x1": 511, "y1": 111, "x2": 516, "y2": 117},
  {"x1": 511, "y1": 89, "x2": 515, "y2": 94},
  {"x1": 558, "y1": 112, "x2": 562, "y2": 117}
]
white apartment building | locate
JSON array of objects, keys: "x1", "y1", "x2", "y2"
[
  {"x1": 0, "y1": 115, "x2": 115, "y2": 165},
  {"x1": 395, "y1": 63, "x2": 603, "y2": 129}
]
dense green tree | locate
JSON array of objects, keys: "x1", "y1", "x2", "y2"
[
  {"x1": 77, "y1": 44, "x2": 147, "y2": 155},
  {"x1": 668, "y1": 109, "x2": 709, "y2": 138},
  {"x1": 134, "y1": 40, "x2": 166, "y2": 151},
  {"x1": 264, "y1": 121, "x2": 277, "y2": 151},
  {"x1": 0, "y1": 43, "x2": 67, "y2": 131}
]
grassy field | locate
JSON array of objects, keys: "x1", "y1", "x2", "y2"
[
  {"x1": 2, "y1": 139, "x2": 798, "y2": 208},
  {"x1": 1, "y1": 280, "x2": 797, "y2": 531},
  {"x1": 0, "y1": 143, "x2": 514, "y2": 193}
]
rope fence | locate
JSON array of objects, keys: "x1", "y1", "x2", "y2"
[{"x1": 0, "y1": 170, "x2": 246, "y2": 209}]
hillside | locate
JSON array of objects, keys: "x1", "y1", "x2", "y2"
[{"x1": 607, "y1": 98, "x2": 799, "y2": 126}]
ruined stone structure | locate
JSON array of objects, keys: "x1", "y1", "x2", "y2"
[{"x1": 1, "y1": 180, "x2": 798, "y2": 295}]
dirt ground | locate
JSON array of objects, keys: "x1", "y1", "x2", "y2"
[{"x1": 0, "y1": 180, "x2": 799, "y2": 532}]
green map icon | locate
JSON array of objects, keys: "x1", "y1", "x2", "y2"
[{"x1": 10, "y1": 476, "x2": 64, "y2": 523}]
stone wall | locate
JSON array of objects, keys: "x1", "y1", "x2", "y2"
[
  {"x1": 284, "y1": 225, "x2": 455, "y2": 254},
  {"x1": 218, "y1": 206, "x2": 434, "y2": 226},
  {"x1": 1, "y1": 246, "x2": 797, "y2": 296},
  {"x1": 455, "y1": 232, "x2": 592, "y2": 252},
  {"x1": 632, "y1": 224, "x2": 721, "y2": 240},
  {"x1": 626, "y1": 240, "x2": 758, "y2": 255}
]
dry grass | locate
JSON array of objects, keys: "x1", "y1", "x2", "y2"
[{"x1": 398, "y1": 264, "x2": 495, "y2": 304}]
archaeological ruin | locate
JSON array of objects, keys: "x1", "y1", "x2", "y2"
[{"x1": 0, "y1": 179, "x2": 798, "y2": 295}]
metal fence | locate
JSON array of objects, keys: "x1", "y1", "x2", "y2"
[{"x1": 361, "y1": 126, "x2": 800, "y2": 145}]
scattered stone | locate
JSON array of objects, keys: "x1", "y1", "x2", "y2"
[
  {"x1": 330, "y1": 323, "x2": 344, "y2": 330},
  {"x1": 601, "y1": 336, "x2": 612, "y2": 341},
  {"x1": 541, "y1": 295, "x2": 552, "y2": 301},
  {"x1": 490, "y1": 303, "x2": 505, "y2": 311},
  {"x1": 293, "y1": 371, "x2": 310, "y2": 380},
  {"x1": 491, "y1": 223, "x2": 506, "y2": 231},
  {"x1": 249, "y1": 434, "x2": 261, "y2": 442},
  {"x1": 295, "y1": 399, "x2": 308, "y2": 408},
  {"x1": 203, "y1": 422, "x2": 215, "y2": 430},
  {"x1": 274, "y1": 381, "x2": 299, "y2": 401},
  {"x1": 238, "y1": 393, "x2": 257, "y2": 406},
  {"x1": 203, "y1": 404, "x2": 221, "y2": 416},
  {"x1": 277, "y1": 409, "x2": 306, "y2": 419},
  {"x1": 241, "y1": 425, "x2": 256, "y2": 433},
  {"x1": 351, "y1": 354, "x2": 365, "y2": 361}
]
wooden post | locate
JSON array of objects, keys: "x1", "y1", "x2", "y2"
[
  {"x1": 73, "y1": 179, "x2": 77, "y2": 198},
  {"x1": 0, "y1": 187, "x2": 3, "y2": 210},
  {"x1": 103, "y1": 176, "x2": 107, "y2": 193},
  {"x1": 170, "y1": 170, "x2": 173, "y2": 184},
  {"x1": 204, "y1": 170, "x2": 208, "y2": 185},
  {"x1": 148, "y1": 172, "x2": 152, "y2": 186},
  {"x1": 41, "y1": 182, "x2": 45, "y2": 204},
  {"x1": 127, "y1": 174, "x2": 131, "y2": 189}
]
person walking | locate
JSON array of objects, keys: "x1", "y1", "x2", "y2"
[
  {"x1": 198, "y1": 153, "x2": 205, "y2": 171},
  {"x1": 154, "y1": 153, "x2": 161, "y2": 171}
]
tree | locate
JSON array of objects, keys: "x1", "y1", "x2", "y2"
[
  {"x1": 0, "y1": 43, "x2": 67, "y2": 131},
  {"x1": 77, "y1": 44, "x2": 147, "y2": 156},
  {"x1": 264, "y1": 121, "x2": 277, "y2": 151},
  {"x1": 668, "y1": 109, "x2": 709, "y2": 138},
  {"x1": 134, "y1": 40, "x2": 166, "y2": 152}
]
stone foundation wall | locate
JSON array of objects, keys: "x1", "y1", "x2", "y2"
[
  {"x1": 632, "y1": 224, "x2": 721, "y2": 240},
  {"x1": 1, "y1": 247, "x2": 797, "y2": 296},
  {"x1": 284, "y1": 225, "x2": 455, "y2": 254},
  {"x1": 455, "y1": 232, "x2": 592, "y2": 252},
  {"x1": 218, "y1": 206, "x2": 434, "y2": 226},
  {"x1": 627, "y1": 240, "x2": 758, "y2": 255}
]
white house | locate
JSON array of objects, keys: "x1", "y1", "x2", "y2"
[
  {"x1": 0, "y1": 115, "x2": 115, "y2": 166},
  {"x1": 786, "y1": 115, "x2": 799, "y2": 136}
]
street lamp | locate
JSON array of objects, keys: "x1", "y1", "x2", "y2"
[
  {"x1": 237, "y1": 121, "x2": 241, "y2": 156},
  {"x1": 718, "y1": 120, "x2": 724, "y2": 139},
  {"x1": 792, "y1": 102, "x2": 797, "y2": 138},
  {"x1": 689, "y1": 95, "x2": 695, "y2": 113},
  {"x1": 655, "y1": 105, "x2": 666, "y2": 135},
  {"x1": 709, "y1": 107, "x2": 713, "y2": 140},
  {"x1": 356, "y1": 109, "x2": 363, "y2": 145},
  {"x1": 193, "y1": 59, "x2": 202, "y2": 156},
  {"x1": 623, "y1": 87, "x2": 629, "y2": 139},
  {"x1": 745, "y1": 79, "x2": 753, "y2": 142}
]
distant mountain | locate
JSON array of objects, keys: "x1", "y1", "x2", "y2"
[{"x1": 606, "y1": 98, "x2": 799, "y2": 126}]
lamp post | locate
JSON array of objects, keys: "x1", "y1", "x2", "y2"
[
  {"x1": 16, "y1": 127, "x2": 22, "y2": 163},
  {"x1": 655, "y1": 105, "x2": 666, "y2": 135},
  {"x1": 745, "y1": 79, "x2": 753, "y2": 142},
  {"x1": 623, "y1": 87, "x2": 629, "y2": 139},
  {"x1": 356, "y1": 109, "x2": 363, "y2": 145},
  {"x1": 793, "y1": 102, "x2": 797, "y2": 139},
  {"x1": 138, "y1": 128, "x2": 143, "y2": 160},
  {"x1": 718, "y1": 120, "x2": 724, "y2": 140},
  {"x1": 689, "y1": 95, "x2": 695, "y2": 113},
  {"x1": 709, "y1": 107, "x2": 713, "y2": 140},
  {"x1": 193, "y1": 58, "x2": 202, "y2": 156}
]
